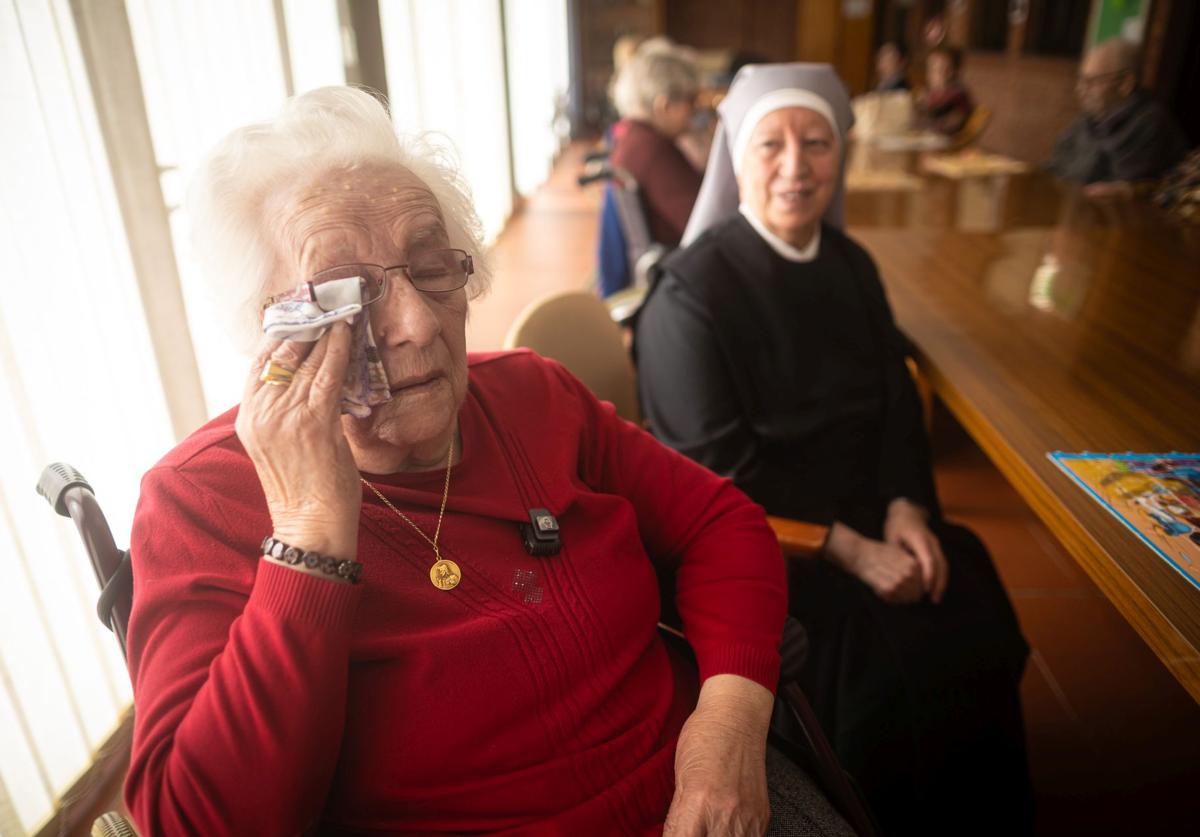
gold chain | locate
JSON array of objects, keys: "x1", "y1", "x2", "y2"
[{"x1": 360, "y1": 434, "x2": 454, "y2": 559}]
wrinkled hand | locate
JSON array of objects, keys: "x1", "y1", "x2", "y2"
[
  {"x1": 884, "y1": 498, "x2": 948, "y2": 603},
  {"x1": 1082, "y1": 180, "x2": 1134, "y2": 200},
  {"x1": 236, "y1": 322, "x2": 360, "y2": 558},
  {"x1": 825, "y1": 522, "x2": 926, "y2": 604},
  {"x1": 665, "y1": 675, "x2": 772, "y2": 837}
]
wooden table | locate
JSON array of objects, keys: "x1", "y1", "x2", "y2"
[{"x1": 849, "y1": 179, "x2": 1200, "y2": 701}]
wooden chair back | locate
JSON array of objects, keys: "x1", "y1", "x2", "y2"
[{"x1": 504, "y1": 291, "x2": 643, "y2": 425}]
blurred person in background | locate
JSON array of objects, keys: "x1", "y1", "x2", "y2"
[
  {"x1": 873, "y1": 41, "x2": 910, "y2": 92},
  {"x1": 610, "y1": 39, "x2": 704, "y2": 247},
  {"x1": 1048, "y1": 37, "x2": 1187, "y2": 198},
  {"x1": 915, "y1": 45, "x2": 974, "y2": 136}
]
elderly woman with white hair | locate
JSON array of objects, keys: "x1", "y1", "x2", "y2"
[
  {"x1": 635, "y1": 64, "x2": 1034, "y2": 835},
  {"x1": 122, "y1": 86, "x2": 858, "y2": 836},
  {"x1": 609, "y1": 40, "x2": 704, "y2": 247}
]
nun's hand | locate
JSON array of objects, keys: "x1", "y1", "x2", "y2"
[
  {"x1": 665, "y1": 675, "x2": 772, "y2": 837},
  {"x1": 884, "y1": 498, "x2": 949, "y2": 603},
  {"x1": 824, "y1": 521, "x2": 926, "y2": 604}
]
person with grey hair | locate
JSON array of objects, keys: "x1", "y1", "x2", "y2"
[
  {"x1": 1048, "y1": 37, "x2": 1187, "y2": 194},
  {"x1": 122, "y1": 86, "x2": 855, "y2": 835},
  {"x1": 636, "y1": 63, "x2": 1033, "y2": 836},
  {"x1": 610, "y1": 40, "x2": 703, "y2": 246}
]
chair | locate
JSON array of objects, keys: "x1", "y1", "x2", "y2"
[
  {"x1": 949, "y1": 103, "x2": 991, "y2": 150},
  {"x1": 504, "y1": 290, "x2": 829, "y2": 558},
  {"x1": 504, "y1": 290, "x2": 643, "y2": 426},
  {"x1": 39, "y1": 451, "x2": 875, "y2": 835},
  {"x1": 38, "y1": 463, "x2": 133, "y2": 658},
  {"x1": 39, "y1": 458, "x2": 873, "y2": 835},
  {"x1": 503, "y1": 293, "x2": 876, "y2": 833},
  {"x1": 37, "y1": 464, "x2": 137, "y2": 837},
  {"x1": 579, "y1": 162, "x2": 667, "y2": 321}
]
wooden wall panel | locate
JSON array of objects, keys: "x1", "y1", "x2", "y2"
[
  {"x1": 961, "y1": 52, "x2": 1079, "y2": 162},
  {"x1": 795, "y1": 0, "x2": 839, "y2": 64},
  {"x1": 665, "y1": 0, "x2": 797, "y2": 63},
  {"x1": 744, "y1": 0, "x2": 801, "y2": 63},
  {"x1": 839, "y1": 4, "x2": 875, "y2": 93}
]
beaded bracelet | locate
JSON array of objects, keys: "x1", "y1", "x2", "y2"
[{"x1": 261, "y1": 535, "x2": 363, "y2": 584}]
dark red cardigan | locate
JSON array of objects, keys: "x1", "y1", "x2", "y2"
[
  {"x1": 125, "y1": 350, "x2": 786, "y2": 835},
  {"x1": 611, "y1": 119, "x2": 703, "y2": 247}
]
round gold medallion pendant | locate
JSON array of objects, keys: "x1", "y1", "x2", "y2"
[{"x1": 430, "y1": 559, "x2": 462, "y2": 591}]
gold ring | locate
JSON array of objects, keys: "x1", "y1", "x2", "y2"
[{"x1": 259, "y1": 359, "x2": 296, "y2": 387}]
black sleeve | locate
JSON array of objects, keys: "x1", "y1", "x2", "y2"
[
  {"x1": 635, "y1": 271, "x2": 836, "y2": 526},
  {"x1": 856, "y1": 256, "x2": 941, "y2": 518},
  {"x1": 1046, "y1": 122, "x2": 1081, "y2": 179},
  {"x1": 1106, "y1": 106, "x2": 1188, "y2": 182}
]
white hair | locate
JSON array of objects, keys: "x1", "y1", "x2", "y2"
[
  {"x1": 187, "y1": 86, "x2": 491, "y2": 352},
  {"x1": 611, "y1": 41, "x2": 699, "y2": 120}
]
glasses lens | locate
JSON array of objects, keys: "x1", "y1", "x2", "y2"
[
  {"x1": 407, "y1": 249, "x2": 472, "y2": 293},
  {"x1": 311, "y1": 264, "x2": 386, "y2": 306}
]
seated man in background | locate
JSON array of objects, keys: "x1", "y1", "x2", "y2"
[
  {"x1": 874, "y1": 41, "x2": 910, "y2": 92},
  {"x1": 915, "y1": 45, "x2": 974, "y2": 136},
  {"x1": 1048, "y1": 37, "x2": 1187, "y2": 196},
  {"x1": 610, "y1": 40, "x2": 704, "y2": 247}
]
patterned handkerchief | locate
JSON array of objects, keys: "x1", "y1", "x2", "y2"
[{"x1": 262, "y1": 277, "x2": 391, "y2": 417}]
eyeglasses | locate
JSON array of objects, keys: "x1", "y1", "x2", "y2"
[
  {"x1": 1076, "y1": 69, "x2": 1129, "y2": 89},
  {"x1": 264, "y1": 248, "x2": 474, "y2": 310}
]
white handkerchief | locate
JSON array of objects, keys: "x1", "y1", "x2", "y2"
[
  {"x1": 262, "y1": 277, "x2": 392, "y2": 417},
  {"x1": 263, "y1": 276, "x2": 363, "y2": 341}
]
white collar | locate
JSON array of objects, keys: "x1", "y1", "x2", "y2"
[{"x1": 738, "y1": 204, "x2": 821, "y2": 262}]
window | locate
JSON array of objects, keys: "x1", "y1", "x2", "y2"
[
  {"x1": 380, "y1": 0, "x2": 513, "y2": 241},
  {"x1": 505, "y1": 0, "x2": 571, "y2": 197},
  {"x1": 0, "y1": 1, "x2": 168, "y2": 830},
  {"x1": 0, "y1": 3, "x2": 567, "y2": 830}
]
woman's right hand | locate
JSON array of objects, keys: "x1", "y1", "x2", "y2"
[
  {"x1": 236, "y1": 322, "x2": 361, "y2": 559},
  {"x1": 824, "y1": 521, "x2": 925, "y2": 604}
]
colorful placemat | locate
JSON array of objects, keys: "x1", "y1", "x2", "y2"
[{"x1": 1049, "y1": 452, "x2": 1200, "y2": 591}]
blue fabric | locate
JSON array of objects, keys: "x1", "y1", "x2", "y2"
[{"x1": 597, "y1": 184, "x2": 630, "y2": 297}]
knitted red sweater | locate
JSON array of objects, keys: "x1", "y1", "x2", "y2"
[{"x1": 125, "y1": 351, "x2": 786, "y2": 835}]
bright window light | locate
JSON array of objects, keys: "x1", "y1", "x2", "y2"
[
  {"x1": 505, "y1": 0, "x2": 570, "y2": 196},
  {"x1": 380, "y1": 0, "x2": 513, "y2": 242}
]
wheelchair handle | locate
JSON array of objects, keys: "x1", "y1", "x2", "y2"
[
  {"x1": 37, "y1": 462, "x2": 94, "y2": 517},
  {"x1": 36, "y1": 463, "x2": 130, "y2": 655}
]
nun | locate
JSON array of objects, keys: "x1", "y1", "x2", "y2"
[{"x1": 635, "y1": 64, "x2": 1034, "y2": 836}]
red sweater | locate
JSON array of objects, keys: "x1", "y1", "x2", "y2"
[{"x1": 125, "y1": 351, "x2": 786, "y2": 835}]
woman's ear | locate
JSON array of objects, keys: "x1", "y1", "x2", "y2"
[{"x1": 650, "y1": 94, "x2": 669, "y2": 120}]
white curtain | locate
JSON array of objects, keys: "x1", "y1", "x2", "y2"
[
  {"x1": 504, "y1": 0, "x2": 570, "y2": 197},
  {"x1": 0, "y1": 1, "x2": 568, "y2": 831},
  {"x1": 380, "y1": 0, "x2": 513, "y2": 242},
  {"x1": 125, "y1": 0, "x2": 346, "y2": 418},
  {"x1": 0, "y1": 1, "x2": 169, "y2": 831}
]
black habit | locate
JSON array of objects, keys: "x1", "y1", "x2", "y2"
[{"x1": 635, "y1": 213, "x2": 1034, "y2": 835}]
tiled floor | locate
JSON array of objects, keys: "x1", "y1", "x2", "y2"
[
  {"x1": 474, "y1": 145, "x2": 1200, "y2": 835},
  {"x1": 932, "y1": 409, "x2": 1200, "y2": 835},
  {"x1": 466, "y1": 144, "x2": 602, "y2": 353}
]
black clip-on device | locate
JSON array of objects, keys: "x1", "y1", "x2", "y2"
[{"x1": 522, "y1": 508, "x2": 561, "y2": 556}]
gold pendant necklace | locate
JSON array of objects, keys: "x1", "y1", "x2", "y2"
[{"x1": 360, "y1": 434, "x2": 460, "y2": 591}]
